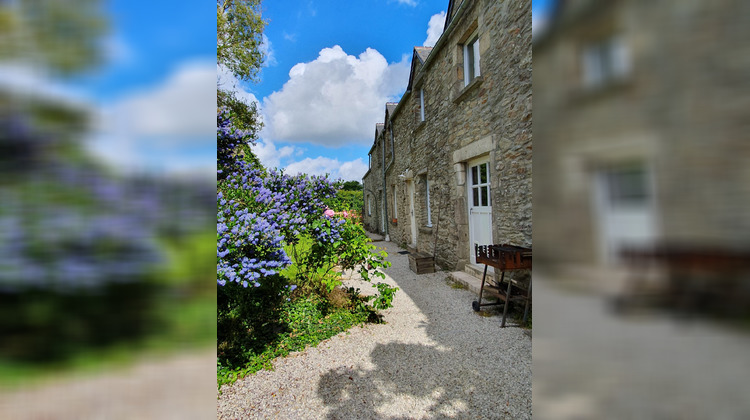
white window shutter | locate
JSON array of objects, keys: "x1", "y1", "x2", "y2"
[
  {"x1": 473, "y1": 38, "x2": 481, "y2": 77},
  {"x1": 611, "y1": 35, "x2": 630, "y2": 79}
]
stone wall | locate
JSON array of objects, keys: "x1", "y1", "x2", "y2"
[
  {"x1": 364, "y1": 0, "x2": 532, "y2": 271},
  {"x1": 533, "y1": 0, "x2": 750, "y2": 274}
]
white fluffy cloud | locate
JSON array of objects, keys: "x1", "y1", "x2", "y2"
[
  {"x1": 252, "y1": 139, "x2": 297, "y2": 169},
  {"x1": 284, "y1": 157, "x2": 368, "y2": 182},
  {"x1": 424, "y1": 11, "x2": 446, "y2": 47},
  {"x1": 104, "y1": 60, "x2": 216, "y2": 139},
  {"x1": 261, "y1": 34, "x2": 277, "y2": 67},
  {"x1": 218, "y1": 63, "x2": 261, "y2": 107},
  {"x1": 87, "y1": 60, "x2": 216, "y2": 175},
  {"x1": 396, "y1": 0, "x2": 418, "y2": 6},
  {"x1": 262, "y1": 45, "x2": 409, "y2": 147}
]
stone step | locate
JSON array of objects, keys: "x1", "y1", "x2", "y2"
[
  {"x1": 464, "y1": 263, "x2": 487, "y2": 279},
  {"x1": 448, "y1": 271, "x2": 484, "y2": 296}
]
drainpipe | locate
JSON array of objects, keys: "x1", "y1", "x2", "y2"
[{"x1": 382, "y1": 130, "x2": 389, "y2": 241}]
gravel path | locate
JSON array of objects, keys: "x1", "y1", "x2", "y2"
[
  {"x1": 0, "y1": 349, "x2": 216, "y2": 419},
  {"x1": 218, "y1": 241, "x2": 532, "y2": 419},
  {"x1": 532, "y1": 277, "x2": 750, "y2": 419}
]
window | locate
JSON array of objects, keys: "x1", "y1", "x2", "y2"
[
  {"x1": 368, "y1": 153, "x2": 372, "y2": 169},
  {"x1": 392, "y1": 185, "x2": 398, "y2": 219},
  {"x1": 419, "y1": 89, "x2": 425, "y2": 122},
  {"x1": 603, "y1": 165, "x2": 648, "y2": 207},
  {"x1": 470, "y1": 162, "x2": 490, "y2": 207},
  {"x1": 581, "y1": 34, "x2": 629, "y2": 89},
  {"x1": 425, "y1": 178, "x2": 432, "y2": 227},
  {"x1": 367, "y1": 196, "x2": 372, "y2": 216},
  {"x1": 463, "y1": 34, "x2": 480, "y2": 86}
]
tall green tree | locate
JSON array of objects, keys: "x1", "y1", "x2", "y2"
[
  {"x1": 217, "y1": 0, "x2": 265, "y2": 143},
  {"x1": 0, "y1": 0, "x2": 107, "y2": 76},
  {"x1": 217, "y1": 0, "x2": 265, "y2": 84}
]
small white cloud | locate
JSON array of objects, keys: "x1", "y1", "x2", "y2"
[
  {"x1": 338, "y1": 158, "x2": 369, "y2": 181},
  {"x1": 0, "y1": 62, "x2": 90, "y2": 107},
  {"x1": 284, "y1": 157, "x2": 368, "y2": 181},
  {"x1": 283, "y1": 32, "x2": 297, "y2": 42},
  {"x1": 262, "y1": 45, "x2": 409, "y2": 147},
  {"x1": 102, "y1": 34, "x2": 135, "y2": 66},
  {"x1": 218, "y1": 63, "x2": 261, "y2": 107},
  {"x1": 261, "y1": 34, "x2": 277, "y2": 67},
  {"x1": 424, "y1": 11, "x2": 446, "y2": 47},
  {"x1": 396, "y1": 0, "x2": 418, "y2": 7},
  {"x1": 251, "y1": 138, "x2": 297, "y2": 169}
]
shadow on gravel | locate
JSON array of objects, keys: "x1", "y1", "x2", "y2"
[
  {"x1": 316, "y1": 245, "x2": 532, "y2": 419},
  {"x1": 318, "y1": 342, "x2": 484, "y2": 419}
]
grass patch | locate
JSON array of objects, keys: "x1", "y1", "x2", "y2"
[
  {"x1": 445, "y1": 276, "x2": 467, "y2": 290},
  {"x1": 217, "y1": 289, "x2": 377, "y2": 388}
]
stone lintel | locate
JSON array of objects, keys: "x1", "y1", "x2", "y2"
[{"x1": 452, "y1": 135, "x2": 494, "y2": 164}]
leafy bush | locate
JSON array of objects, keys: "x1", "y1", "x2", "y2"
[
  {"x1": 326, "y1": 189, "x2": 363, "y2": 214},
  {"x1": 217, "y1": 109, "x2": 398, "y2": 385}
]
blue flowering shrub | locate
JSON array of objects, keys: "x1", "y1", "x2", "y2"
[
  {"x1": 0, "y1": 110, "x2": 215, "y2": 363},
  {"x1": 217, "y1": 109, "x2": 395, "y2": 385}
]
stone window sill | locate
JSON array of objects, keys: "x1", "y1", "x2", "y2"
[
  {"x1": 453, "y1": 76, "x2": 484, "y2": 104},
  {"x1": 419, "y1": 226, "x2": 433, "y2": 235}
]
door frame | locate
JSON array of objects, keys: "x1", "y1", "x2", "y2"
[{"x1": 467, "y1": 156, "x2": 493, "y2": 265}]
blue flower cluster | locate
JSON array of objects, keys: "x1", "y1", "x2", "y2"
[
  {"x1": 0, "y1": 112, "x2": 214, "y2": 294},
  {"x1": 217, "y1": 110, "x2": 342, "y2": 288}
]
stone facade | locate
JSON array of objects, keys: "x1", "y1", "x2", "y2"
[
  {"x1": 362, "y1": 0, "x2": 532, "y2": 272},
  {"x1": 534, "y1": 1, "x2": 750, "y2": 287}
]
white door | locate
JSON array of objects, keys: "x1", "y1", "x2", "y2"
[
  {"x1": 594, "y1": 163, "x2": 658, "y2": 264},
  {"x1": 468, "y1": 159, "x2": 493, "y2": 264},
  {"x1": 408, "y1": 181, "x2": 417, "y2": 247}
]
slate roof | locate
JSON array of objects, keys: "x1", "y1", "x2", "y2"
[
  {"x1": 375, "y1": 123, "x2": 384, "y2": 137},
  {"x1": 406, "y1": 46, "x2": 433, "y2": 92},
  {"x1": 414, "y1": 46, "x2": 433, "y2": 63},
  {"x1": 385, "y1": 102, "x2": 398, "y2": 119}
]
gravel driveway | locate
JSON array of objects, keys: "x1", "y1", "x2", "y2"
[
  {"x1": 218, "y1": 241, "x2": 532, "y2": 419},
  {"x1": 0, "y1": 349, "x2": 216, "y2": 419}
]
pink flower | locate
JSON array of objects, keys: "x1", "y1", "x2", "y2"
[
  {"x1": 323, "y1": 208, "x2": 335, "y2": 218},
  {"x1": 343, "y1": 211, "x2": 349, "y2": 217}
]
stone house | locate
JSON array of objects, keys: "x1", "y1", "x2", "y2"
[
  {"x1": 533, "y1": 0, "x2": 750, "y2": 291},
  {"x1": 362, "y1": 0, "x2": 532, "y2": 274}
]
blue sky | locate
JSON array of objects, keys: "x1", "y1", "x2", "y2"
[
  {"x1": 3, "y1": 0, "x2": 548, "y2": 180},
  {"x1": 0, "y1": 0, "x2": 217, "y2": 179},
  {"x1": 81, "y1": 0, "x2": 216, "y2": 178},
  {"x1": 228, "y1": 0, "x2": 452, "y2": 181},
  {"x1": 228, "y1": 0, "x2": 550, "y2": 182}
]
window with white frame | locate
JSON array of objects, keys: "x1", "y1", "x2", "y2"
[
  {"x1": 463, "y1": 34, "x2": 480, "y2": 86},
  {"x1": 424, "y1": 178, "x2": 432, "y2": 227},
  {"x1": 581, "y1": 34, "x2": 630, "y2": 89},
  {"x1": 367, "y1": 195, "x2": 372, "y2": 216},
  {"x1": 419, "y1": 88, "x2": 425, "y2": 122}
]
